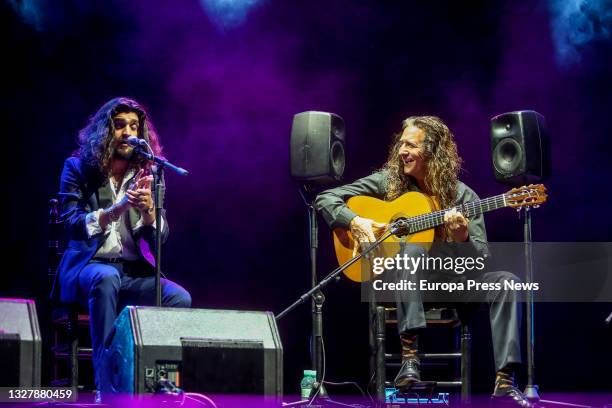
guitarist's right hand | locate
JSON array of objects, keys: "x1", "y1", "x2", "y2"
[{"x1": 349, "y1": 216, "x2": 387, "y2": 257}]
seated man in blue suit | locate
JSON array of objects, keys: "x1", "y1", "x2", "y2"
[{"x1": 55, "y1": 97, "x2": 191, "y2": 390}]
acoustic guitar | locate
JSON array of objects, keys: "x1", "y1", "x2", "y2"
[{"x1": 332, "y1": 184, "x2": 547, "y2": 282}]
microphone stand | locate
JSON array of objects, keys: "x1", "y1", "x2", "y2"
[
  {"x1": 133, "y1": 144, "x2": 188, "y2": 306},
  {"x1": 275, "y1": 206, "x2": 410, "y2": 321},
  {"x1": 276, "y1": 219, "x2": 408, "y2": 407},
  {"x1": 275, "y1": 225, "x2": 399, "y2": 317}
]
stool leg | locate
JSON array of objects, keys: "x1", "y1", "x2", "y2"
[
  {"x1": 368, "y1": 302, "x2": 376, "y2": 394},
  {"x1": 375, "y1": 306, "x2": 386, "y2": 403},
  {"x1": 53, "y1": 325, "x2": 59, "y2": 383},
  {"x1": 68, "y1": 310, "x2": 79, "y2": 388},
  {"x1": 460, "y1": 321, "x2": 471, "y2": 405}
]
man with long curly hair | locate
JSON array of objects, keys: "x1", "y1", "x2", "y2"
[
  {"x1": 315, "y1": 116, "x2": 530, "y2": 407},
  {"x1": 55, "y1": 97, "x2": 191, "y2": 391}
]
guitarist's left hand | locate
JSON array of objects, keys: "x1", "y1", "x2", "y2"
[{"x1": 444, "y1": 209, "x2": 469, "y2": 242}]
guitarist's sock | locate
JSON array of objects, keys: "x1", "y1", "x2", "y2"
[
  {"x1": 493, "y1": 365, "x2": 516, "y2": 394},
  {"x1": 400, "y1": 332, "x2": 419, "y2": 362}
]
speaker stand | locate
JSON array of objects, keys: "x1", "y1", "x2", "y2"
[
  {"x1": 523, "y1": 207, "x2": 539, "y2": 401},
  {"x1": 278, "y1": 186, "x2": 395, "y2": 407},
  {"x1": 522, "y1": 208, "x2": 591, "y2": 408},
  {"x1": 302, "y1": 185, "x2": 328, "y2": 400}
]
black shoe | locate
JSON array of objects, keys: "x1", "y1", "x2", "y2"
[
  {"x1": 491, "y1": 385, "x2": 533, "y2": 408},
  {"x1": 394, "y1": 358, "x2": 421, "y2": 389}
]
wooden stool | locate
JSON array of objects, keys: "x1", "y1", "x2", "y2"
[
  {"x1": 50, "y1": 304, "x2": 93, "y2": 389},
  {"x1": 370, "y1": 305, "x2": 472, "y2": 405}
]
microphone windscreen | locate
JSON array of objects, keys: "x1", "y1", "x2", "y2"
[{"x1": 127, "y1": 136, "x2": 142, "y2": 147}]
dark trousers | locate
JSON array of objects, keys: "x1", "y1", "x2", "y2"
[
  {"x1": 77, "y1": 259, "x2": 192, "y2": 388},
  {"x1": 394, "y1": 244, "x2": 522, "y2": 372}
]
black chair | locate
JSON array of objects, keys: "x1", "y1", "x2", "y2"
[
  {"x1": 370, "y1": 304, "x2": 472, "y2": 405},
  {"x1": 48, "y1": 198, "x2": 93, "y2": 389}
]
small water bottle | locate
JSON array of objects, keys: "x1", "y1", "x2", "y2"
[{"x1": 300, "y1": 370, "x2": 317, "y2": 400}]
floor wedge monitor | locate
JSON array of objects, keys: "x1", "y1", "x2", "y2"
[{"x1": 100, "y1": 306, "x2": 283, "y2": 397}]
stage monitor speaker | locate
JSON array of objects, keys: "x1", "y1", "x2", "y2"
[
  {"x1": 290, "y1": 111, "x2": 346, "y2": 185},
  {"x1": 100, "y1": 307, "x2": 283, "y2": 397},
  {"x1": 490, "y1": 110, "x2": 550, "y2": 185},
  {"x1": 0, "y1": 298, "x2": 41, "y2": 387}
]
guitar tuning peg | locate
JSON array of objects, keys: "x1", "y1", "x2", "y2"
[{"x1": 533, "y1": 204, "x2": 540, "y2": 209}]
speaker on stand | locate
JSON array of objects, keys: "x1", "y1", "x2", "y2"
[
  {"x1": 290, "y1": 111, "x2": 346, "y2": 185},
  {"x1": 491, "y1": 110, "x2": 553, "y2": 404},
  {"x1": 491, "y1": 110, "x2": 550, "y2": 185},
  {"x1": 288, "y1": 111, "x2": 347, "y2": 403}
]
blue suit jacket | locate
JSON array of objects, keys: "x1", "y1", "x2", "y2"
[{"x1": 55, "y1": 157, "x2": 169, "y2": 303}]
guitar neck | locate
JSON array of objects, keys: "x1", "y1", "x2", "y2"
[{"x1": 408, "y1": 193, "x2": 507, "y2": 233}]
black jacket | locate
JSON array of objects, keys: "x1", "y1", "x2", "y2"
[{"x1": 54, "y1": 156, "x2": 169, "y2": 303}]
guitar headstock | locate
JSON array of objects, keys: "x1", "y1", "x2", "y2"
[{"x1": 505, "y1": 184, "x2": 548, "y2": 209}]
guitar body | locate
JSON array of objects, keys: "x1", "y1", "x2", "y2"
[
  {"x1": 330, "y1": 183, "x2": 548, "y2": 282},
  {"x1": 332, "y1": 191, "x2": 438, "y2": 282}
]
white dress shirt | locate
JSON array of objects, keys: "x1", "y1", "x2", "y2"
[{"x1": 84, "y1": 169, "x2": 159, "y2": 260}]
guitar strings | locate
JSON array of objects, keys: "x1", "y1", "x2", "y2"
[{"x1": 404, "y1": 194, "x2": 507, "y2": 233}]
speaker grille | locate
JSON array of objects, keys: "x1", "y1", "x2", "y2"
[
  {"x1": 490, "y1": 110, "x2": 550, "y2": 185},
  {"x1": 330, "y1": 140, "x2": 345, "y2": 178},
  {"x1": 493, "y1": 138, "x2": 522, "y2": 175}
]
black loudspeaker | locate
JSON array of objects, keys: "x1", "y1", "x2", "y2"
[
  {"x1": 490, "y1": 110, "x2": 550, "y2": 185},
  {"x1": 0, "y1": 298, "x2": 41, "y2": 386},
  {"x1": 100, "y1": 307, "x2": 283, "y2": 397},
  {"x1": 290, "y1": 111, "x2": 346, "y2": 184}
]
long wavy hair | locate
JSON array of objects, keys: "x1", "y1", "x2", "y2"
[
  {"x1": 76, "y1": 97, "x2": 163, "y2": 179},
  {"x1": 381, "y1": 116, "x2": 462, "y2": 211}
]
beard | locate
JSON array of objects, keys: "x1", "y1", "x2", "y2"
[
  {"x1": 112, "y1": 144, "x2": 134, "y2": 160},
  {"x1": 112, "y1": 144, "x2": 134, "y2": 161}
]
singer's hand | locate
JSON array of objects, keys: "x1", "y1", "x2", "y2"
[
  {"x1": 126, "y1": 170, "x2": 154, "y2": 222},
  {"x1": 134, "y1": 170, "x2": 153, "y2": 191},
  {"x1": 126, "y1": 169, "x2": 144, "y2": 191}
]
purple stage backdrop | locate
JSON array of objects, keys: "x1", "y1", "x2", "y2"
[{"x1": 2, "y1": 0, "x2": 611, "y2": 396}]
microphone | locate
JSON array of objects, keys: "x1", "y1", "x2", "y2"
[
  {"x1": 126, "y1": 136, "x2": 147, "y2": 147},
  {"x1": 125, "y1": 136, "x2": 189, "y2": 176}
]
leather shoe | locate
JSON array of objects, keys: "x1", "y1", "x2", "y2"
[
  {"x1": 394, "y1": 358, "x2": 420, "y2": 389},
  {"x1": 491, "y1": 385, "x2": 533, "y2": 408}
]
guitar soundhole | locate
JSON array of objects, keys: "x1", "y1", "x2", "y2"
[
  {"x1": 390, "y1": 212, "x2": 407, "y2": 223},
  {"x1": 390, "y1": 213, "x2": 411, "y2": 239}
]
